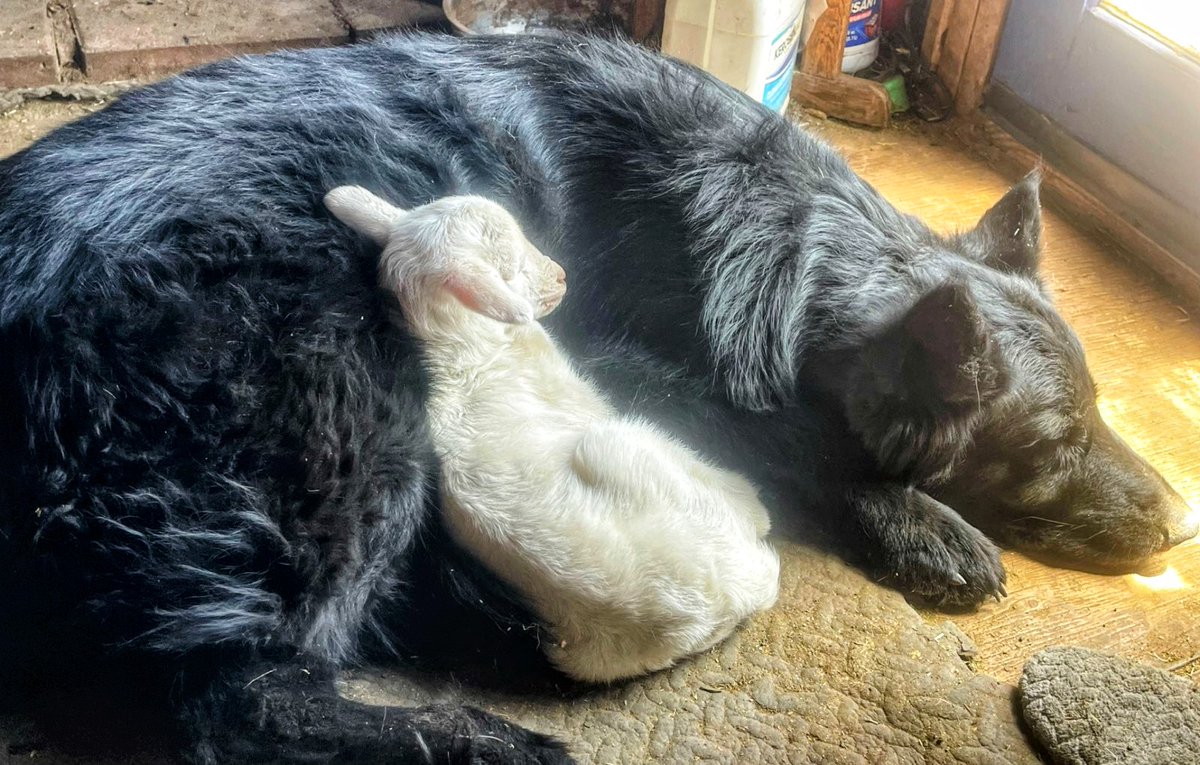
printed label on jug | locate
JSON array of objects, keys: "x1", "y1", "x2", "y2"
[
  {"x1": 763, "y1": 11, "x2": 802, "y2": 113},
  {"x1": 847, "y1": 0, "x2": 881, "y2": 48}
]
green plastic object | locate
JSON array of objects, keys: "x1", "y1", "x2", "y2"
[{"x1": 883, "y1": 73, "x2": 909, "y2": 114}]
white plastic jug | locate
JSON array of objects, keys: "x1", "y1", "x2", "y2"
[
  {"x1": 662, "y1": 0, "x2": 808, "y2": 113},
  {"x1": 842, "y1": 0, "x2": 881, "y2": 73}
]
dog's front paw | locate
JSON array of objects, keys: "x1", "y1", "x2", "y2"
[{"x1": 857, "y1": 487, "x2": 1007, "y2": 608}]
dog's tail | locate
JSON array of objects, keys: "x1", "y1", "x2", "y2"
[{"x1": 179, "y1": 650, "x2": 573, "y2": 765}]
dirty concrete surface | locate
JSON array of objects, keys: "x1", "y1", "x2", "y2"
[{"x1": 0, "y1": 99, "x2": 98, "y2": 157}]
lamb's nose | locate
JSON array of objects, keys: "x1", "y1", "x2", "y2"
[{"x1": 553, "y1": 263, "x2": 566, "y2": 285}]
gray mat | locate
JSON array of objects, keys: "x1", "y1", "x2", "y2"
[
  {"x1": 345, "y1": 540, "x2": 1041, "y2": 764},
  {"x1": 1020, "y1": 647, "x2": 1200, "y2": 765}
]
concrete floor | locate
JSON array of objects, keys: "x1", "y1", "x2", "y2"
[
  {"x1": 0, "y1": 99, "x2": 99, "y2": 156},
  {"x1": 2, "y1": 95, "x2": 1196, "y2": 763},
  {"x1": 0, "y1": 0, "x2": 443, "y2": 88}
]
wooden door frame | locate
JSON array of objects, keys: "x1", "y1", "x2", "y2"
[{"x1": 923, "y1": 0, "x2": 1014, "y2": 116}]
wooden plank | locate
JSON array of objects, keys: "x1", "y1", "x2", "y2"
[
  {"x1": 791, "y1": 70, "x2": 891, "y2": 127},
  {"x1": 800, "y1": 0, "x2": 851, "y2": 78},
  {"x1": 629, "y1": 0, "x2": 665, "y2": 45},
  {"x1": 791, "y1": 0, "x2": 890, "y2": 128},
  {"x1": 953, "y1": 0, "x2": 1011, "y2": 114},
  {"x1": 936, "y1": 0, "x2": 982, "y2": 95},
  {"x1": 921, "y1": 0, "x2": 953, "y2": 68}
]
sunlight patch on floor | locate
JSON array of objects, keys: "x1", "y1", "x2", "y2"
[{"x1": 1129, "y1": 566, "x2": 1188, "y2": 592}]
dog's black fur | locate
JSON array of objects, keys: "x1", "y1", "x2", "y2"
[{"x1": 0, "y1": 32, "x2": 1193, "y2": 763}]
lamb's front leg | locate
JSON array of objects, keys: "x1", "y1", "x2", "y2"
[{"x1": 847, "y1": 484, "x2": 1006, "y2": 608}]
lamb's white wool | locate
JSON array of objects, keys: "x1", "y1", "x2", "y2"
[{"x1": 325, "y1": 186, "x2": 780, "y2": 682}]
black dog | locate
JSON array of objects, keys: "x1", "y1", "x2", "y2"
[{"x1": 0, "y1": 32, "x2": 1192, "y2": 763}]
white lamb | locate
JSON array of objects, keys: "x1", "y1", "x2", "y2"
[{"x1": 324, "y1": 186, "x2": 780, "y2": 683}]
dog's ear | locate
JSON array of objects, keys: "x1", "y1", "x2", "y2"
[
  {"x1": 965, "y1": 170, "x2": 1042, "y2": 275},
  {"x1": 883, "y1": 281, "x2": 1010, "y2": 408}
]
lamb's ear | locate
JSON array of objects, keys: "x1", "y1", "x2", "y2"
[
  {"x1": 967, "y1": 170, "x2": 1043, "y2": 275},
  {"x1": 444, "y1": 262, "x2": 535, "y2": 325},
  {"x1": 324, "y1": 186, "x2": 406, "y2": 245},
  {"x1": 885, "y1": 282, "x2": 1009, "y2": 408}
]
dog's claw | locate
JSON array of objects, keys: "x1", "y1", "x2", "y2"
[
  {"x1": 861, "y1": 487, "x2": 1007, "y2": 608},
  {"x1": 997, "y1": 583, "x2": 1008, "y2": 598}
]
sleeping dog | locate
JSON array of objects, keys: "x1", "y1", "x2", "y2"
[{"x1": 0, "y1": 32, "x2": 1192, "y2": 764}]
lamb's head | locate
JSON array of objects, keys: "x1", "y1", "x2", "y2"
[{"x1": 324, "y1": 186, "x2": 567, "y2": 330}]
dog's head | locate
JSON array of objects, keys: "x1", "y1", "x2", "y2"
[{"x1": 836, "y1": 172, "x2": 1197, "y2": 571}]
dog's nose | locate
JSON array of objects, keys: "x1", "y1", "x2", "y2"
[
  {"x1": 1165, "y1": 512, "x2": 1200, "y2": 548},
  {"x1": 1162, "y1": 498, "x2": 1199, "y2": 549}
]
